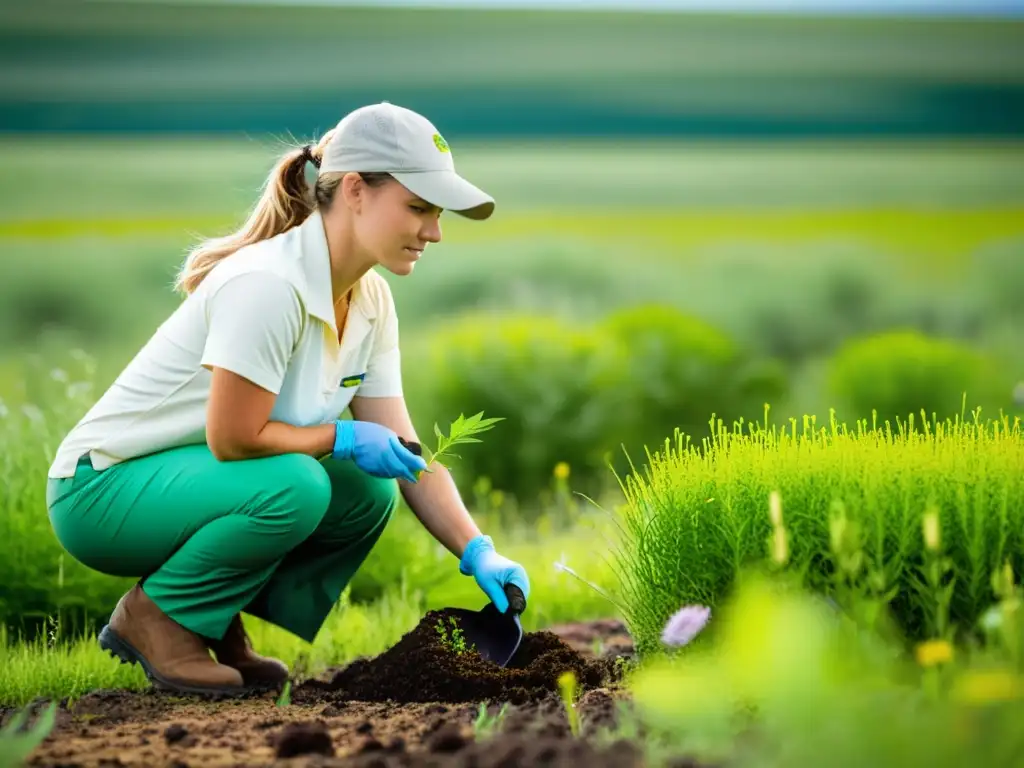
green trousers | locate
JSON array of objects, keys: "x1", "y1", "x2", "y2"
[{"x1": 45, "y1": 445, "x2": 398, "y2": 644}]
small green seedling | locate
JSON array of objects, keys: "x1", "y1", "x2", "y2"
[
  {"x1": 0, "y1": 700, "x2": 58, "y2": 768},
  {"x1": 435, "y1": 615, "x2": 476, "y2": 656},
  {"x1": 275, "y1": 680, "x2": 292, "y2": 707},
  {"x1": 557, "y1": 670, "x2": 581, "y2": 738},
  {"x1": 419, "y1": 412, "x2": 504, "y2": 474},
  {"x1": 473, "y1": 701, "x2": 510, "y2": 739}
]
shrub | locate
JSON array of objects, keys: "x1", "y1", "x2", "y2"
[
  {"x1": 416, "y1": 306, "x2": 789, "y2": 507},
  {"x1": 416, "y1": 311, "x2": 625, "y2": 505},
  {"x1": 827, "y1": 329, "x2": 1013, "y2": 427},
  {"x1": 609, "y1": 411, "x2": 1024, "y2": 656},
  {"x1": 597, "y1": 304, "x2": 788, "y2": 472}
]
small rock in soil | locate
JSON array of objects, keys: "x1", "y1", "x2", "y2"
[
  {"x1": 274, "y1": 720, "x2": 335, "y2": 758},
  {"x1": 163, "y1": 723, "x2": 188, "y2": 744},
  {"x1": 428, "y1": 722, "x2": 470, "y2": 753}
]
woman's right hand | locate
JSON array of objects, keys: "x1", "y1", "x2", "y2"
[{"x1": 332, "y1": 420, "x2": 427, "y2": 482}]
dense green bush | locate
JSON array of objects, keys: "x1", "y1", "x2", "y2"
[
  {"x1": 417, "y1": 306, "x2": 788, "y2": 506},
  {"x1": 611, "y1": 412, "x2": 1024, "y2": 655},
  {"x1": 826, "y1": 329, "x2": 1014, "y2": 427},
  {"x1": 417, "y1": 312, "x2": 624, "y2": 504},
  {"x1": 597, "y1": 304, "x2": 789, "y2": 469}
]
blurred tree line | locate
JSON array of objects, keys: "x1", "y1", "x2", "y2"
[{"x1": 1, "y1": 1, "x2": 1022, "y2": 137}]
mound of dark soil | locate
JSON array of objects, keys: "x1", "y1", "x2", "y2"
[{"x1": 295, "y1": 609, "x2": 626, "y2": 706}]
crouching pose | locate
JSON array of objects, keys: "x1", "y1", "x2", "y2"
[{"x1": 44, "y1": 102, "x2": 530, "y2": 696}]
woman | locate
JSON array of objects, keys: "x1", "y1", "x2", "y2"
[{"x1": 45, "y1": 102, "x2": 531, "y2": 697}]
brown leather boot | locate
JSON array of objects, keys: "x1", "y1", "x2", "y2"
[
  {"x1": 207, "y1": 614, "x2": 290, "y2": 689},
  {"x1": 98, "y1": 583, "x2": 248, "y2": 696}
]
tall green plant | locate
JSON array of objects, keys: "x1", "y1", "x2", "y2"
[
  {"x1": 418, "y1": 311, "x2": 625, "y2": 504},
  {"x1": 610, "y1": 409, "x2": 1024, "y2": 655}
]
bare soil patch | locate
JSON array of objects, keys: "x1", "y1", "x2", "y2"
[{"x1": 5, "y1": 616, "x2": 688, "y2": 767}]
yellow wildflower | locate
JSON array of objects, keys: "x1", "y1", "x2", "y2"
[
  {"x1": 952, "y1": 669, "x2": 1023, "y2": 705},
  {"x1": 915, "y1": 639, "x2": 953, "y2": 667},
  {"x1": 922, "y1": 508, "x2": 941, "y2": 552},
  {"x1": 769, "y1": 490, "x2": 783, "y2": 528},
  {"x1": 557, "y1": 670, "x2": 580, "y2": 736},
  {"x1": 553, "y1": 462, "x2": 570, "y2": 481}
]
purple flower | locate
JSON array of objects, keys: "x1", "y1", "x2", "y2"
[{"x1": 661, "y1": 605, "x2": 711, "y2": 647}]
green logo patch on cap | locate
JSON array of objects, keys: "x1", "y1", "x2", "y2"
[{"x1": 432, "y1": 133, "x2": 450, "y2": 153}]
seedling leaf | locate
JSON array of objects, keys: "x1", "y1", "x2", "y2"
[
  {"x1": 422, "y1": 411, "x2": 504, "y2": 471},
  {"x1": 0, "y1": 701, "x2": 57, "y2": 767}
]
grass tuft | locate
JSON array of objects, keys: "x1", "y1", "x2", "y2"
[{"x1": 611, "y1": 406, "x2": 1024, "y2": 655}]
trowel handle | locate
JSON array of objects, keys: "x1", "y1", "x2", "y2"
[
  {"x1": 398, "y1": 437, "x2": 422, "y2": 456},
  {"x1": 505, "y1": 584, "x2": 527, "y2": 615}
]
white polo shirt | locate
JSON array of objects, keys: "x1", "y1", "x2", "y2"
[{"x1": 47, "y1": 209, "x2": 403, "y2": 479}]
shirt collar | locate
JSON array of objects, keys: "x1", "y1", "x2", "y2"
[{"x1": 296, "y1": 209, "x2": 377, "y2": 334}]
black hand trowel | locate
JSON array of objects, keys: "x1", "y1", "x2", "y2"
[
  {"x1": 441, "y1": 583, "x2": 527, "y2": 668},
  {"x1": 398, "y1": 437, "x2": 527, "y2": 667}
]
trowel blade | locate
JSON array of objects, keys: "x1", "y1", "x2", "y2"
[{"x1": 443, "y1": 604, "x2": 524, "y2": 668}]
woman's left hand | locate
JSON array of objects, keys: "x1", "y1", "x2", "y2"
[{"x1": 458, "y1": 534, "x2": 531, "y2": 614}]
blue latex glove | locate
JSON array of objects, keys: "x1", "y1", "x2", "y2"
[
  {"x1": 459, "y1": 534, "x2": 531, "y2": 614},
  {"x1": 332, "y1": 420, "x2": 427, "y2": 483}
]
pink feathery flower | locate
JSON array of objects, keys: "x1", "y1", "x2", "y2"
[{"x1": 661, "y1": 605, "x2": 711, "y2": 647}]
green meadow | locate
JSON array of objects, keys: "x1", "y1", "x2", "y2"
[{"x1": 2, "y1": 135, "x2": 1024, "y2": 765}]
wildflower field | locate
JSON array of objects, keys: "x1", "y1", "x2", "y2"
[{"x1": 2, "y1": 135, "x2": 1024, "y2": 766}]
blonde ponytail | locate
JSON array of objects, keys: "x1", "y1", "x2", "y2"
[{"x1": 175, "y1": 132, "x2": 335, "y2": 295}]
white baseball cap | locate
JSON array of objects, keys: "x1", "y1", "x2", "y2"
[{"x1": 318, "y1": 102, "x2": 495, "y2": 221}]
